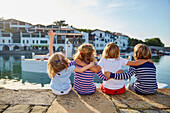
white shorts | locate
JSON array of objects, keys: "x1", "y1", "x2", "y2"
[{"x1": 51, "y1": 84, "x2": 72, "y2": 95}]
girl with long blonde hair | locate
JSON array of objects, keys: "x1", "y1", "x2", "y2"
[
  {"x1": 76, "y1": 42, "x2": 152, "y2": 95},
  {"x1": 47, "y1": 31, "x2": 95, "y2": 95},
  {"x1": 73, "y1": 43, "x2": 107, "y2": 95}
]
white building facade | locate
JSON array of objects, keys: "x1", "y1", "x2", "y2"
[
  {"x1": 89, "y1": 29, "x2": 129, "y2": 52},
  {"x1": 114, "y1": 33, "x2": 129, "y2": 50},
  {"x1": 0, "y1": 19, "x2": 129, "y2": 52}
]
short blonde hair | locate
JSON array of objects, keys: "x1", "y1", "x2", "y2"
[
  {"x1": 74, "y1": 43, "x2": 97, "y2": 63},
  {"x1": 102, "y1": 42, "x2": 120, "y2": 59},
  {"x1": 47, "y1": 52, "x2": 69, "y2": 79},
  {"x1": 133, "y1": 44, "x2": 152, "y2": 60}
]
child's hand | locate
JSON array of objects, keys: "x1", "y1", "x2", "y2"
[
  {"x1": 89, "y1": 62, "x2": 95, "y2": 67},
  {"x1": 48, "y1": 30, "x2": 55, "y2": 39},
  {"x1": 104, "y1": 72, "x2": 111, "y2": 80},
  {"x1": 116, "y1": 69, "x2": 123, "y2": 73}
]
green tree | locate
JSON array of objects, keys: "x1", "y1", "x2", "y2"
[
  {"x1": 128, "y1": 38, "x2": 144, "y2": 46},
  {"x1": 145, "y1": 38, "x2": 164, "y2": 47},
  {"x1": 53, "y1": 20, "x2": 68, "y2": 28},
  {"x1": 74, "y1": 28, "x2": 93, "y2": 33}
]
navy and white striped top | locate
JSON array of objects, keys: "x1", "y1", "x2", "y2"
[
  {"x1": 74, "y1": 63, "x2": 107, "y2": 95},
  {"x1": 110, "y1": 62, "x2": 158, "y2": 94}
]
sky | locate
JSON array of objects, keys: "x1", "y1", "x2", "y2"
[{"x1": 0, "y1": 0, "x2": 170, "y2": 46}]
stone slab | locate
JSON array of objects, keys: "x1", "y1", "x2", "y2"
[
  {"x1": 31, "y1": 106, "x2": 49, "y2": 113},
  {"x1": 143, "y1": 110, "x2": 159, "y2": 113},
  {"x1": 111, "y1": 90, "x2": 154, "y2": 109},
  {"x1": 0, "y1": 89, "x2": 56, "y2": 105},
  {"x1": 3, "y1": 105, "x2": 31, "y2": 113},
  {"x1": 79, "y1": 89, "x2": 117, "y2": 113},
  {"x1": 141, "y1": 89, "x2": 170, "y2": 109},
  {"x1": 119, "y1": 109, "x2": 141, "y2": 113},
  {"x1": 47, "y1": 89, "x2": 117, "y2": 113},
  {"x1": 0, "y1": 105, "x2": 9, "y2": 112},
  {"x1": 111, "y1": 95, "x2": 128, "y2": 108}
]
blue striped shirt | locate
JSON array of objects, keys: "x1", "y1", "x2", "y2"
[
  {"x1": 74, "y1": 63, "x2": 107, "y2": 95},
  {"x1": 110, "y1": 62, "x2": 158, "y2": 94}
]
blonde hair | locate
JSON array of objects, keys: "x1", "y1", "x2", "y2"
[
  {"x1": 74, "y1": 43, "x2": 97, "y2": 63},
  {"x1": 133, "y1": 44, "x2": 152, "y2": 60},
  {"x1": 47, "y1": 52, "x2": 69, "y2": 79},
  {"x1": 102, "y1": 42, "x2": 120, "y2": 59}
]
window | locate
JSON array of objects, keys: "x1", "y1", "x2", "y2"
[
  {"x1": 96, "y1": 44, "x2": 99, "y2": 47},
  {"x1": 36, "y1": 40, "x2": 38, "y2": 44},
  {"x1": 96, "y1": 38, "x2": 98, "y2": 40},
  {"x1": 32, "y1": 40, "x2": 34, "y2": 44},
  {"x1": 60, "y1": 30, "x2": 66, "y2": 33},
  {"x1": 61, "y1": 35, "x2": 66, "y2": 39},
  {"x1": 100, "y1": 33, "x2": 102, "y2": 37},
  {"x1": 100, "y1": 44, "x2": 104, "y2": 47},
  {"x1": 32, "y1": 34, "x2": 39, "y2": 37},
  {"x1": 23, "y1": 40, "x2": 25, "y2": 44},
  {"x1": 27, "y1": 40, "x2": 29, "y2": 44},
  {"x1": 8, "y1": 40, "x2": 10, "y2": 43},
  {"x1": 40, "y1": 40, "x2": 47, "y2": 44},
  {"x1": 3, "y1": 40, "x2": 5, "y2": 43}
]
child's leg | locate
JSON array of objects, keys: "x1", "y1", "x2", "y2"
[{"x1": 127, "y1": 82, "x2": 136, "y2": 93}]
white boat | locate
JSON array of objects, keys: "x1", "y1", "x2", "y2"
[
  {"x1": 21, "y1": 54, "x2": 48, "y2": 73},
  {"x1": 21, "y1": 43, "x2": 73, "y2": 73}
]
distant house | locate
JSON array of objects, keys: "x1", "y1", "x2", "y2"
[
  {"x1": 0, "y1": 18, "x2": 129, "y2": 52},
  {"x1": 0, "y1": 19, "x2": 88, "y2": 52},
  {"x1": 89, "y1": 29, "x2": 129, "y2": 53},
  {"x1": 113, "y1": 33, "x2": 129, "y2": 50},
  {"x1": 89, "y1": 29, "x2": 115, "y2": 53}
]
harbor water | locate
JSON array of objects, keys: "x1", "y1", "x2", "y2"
[{"x1": 0, "y1": 54, "x2": 169, "y2": 89}]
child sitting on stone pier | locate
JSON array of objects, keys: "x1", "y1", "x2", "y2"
[
  {"x1": 105, "y1": 44, "x2": 157, "y2": 95},
  {"x1": 47, "y1": 31, "x2": 95, "y2": 95}
]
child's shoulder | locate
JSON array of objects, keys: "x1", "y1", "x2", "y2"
[{"x1": 136, "y1": 62, "x2": 156, "y2": 69}]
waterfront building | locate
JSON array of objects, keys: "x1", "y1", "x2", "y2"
[
  {"x1": 0, "y1": 19, "x2": 129, "y2": 52},
  {"x1": 0, "y1": 19, "x2": 88, "y2": 52},
  {"x1": 113, "y1": 32, "x2": 129, "y2": 50},
  {"x1": 89, "y1": 29, "x2": 129, "y2": 53}
]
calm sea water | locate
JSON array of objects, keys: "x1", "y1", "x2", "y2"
[{"x1": 0, "y1": 54, "x2": 169, "y2": 88}]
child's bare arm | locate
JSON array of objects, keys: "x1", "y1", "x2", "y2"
[
  {"x1": 75, "y1": 59, "x2": 101, "y2": 73},
  {"x1": 104, "y1": 69, "x2": 123, "y2": 80},
  {"x1": 74, "y1": 62, "x2": 95, "y2": 73},
  {"x1": 116, "y1": 69, "x2": 123, "y2": 73},
  {"x1": 104, "y1": 72, "x2": 111, "y2": 80},
  {"x1": 48, "y1": 31, "x2": 55, "y2": 56},
  {"x1": 126, "y1": 59, "x2": 153, "y2": 66}
]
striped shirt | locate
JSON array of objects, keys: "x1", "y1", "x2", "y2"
[
  {"x1": 68, "y1": 61, "x2": 76, "y2": 67},
  {"x1": 74, "y1": 63, "x2": 107, "y2": 95},
  {"x1": 110, "y1": 62, "x2": 158, "y2": 94}
]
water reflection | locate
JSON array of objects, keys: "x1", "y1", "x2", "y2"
[
  {"x1": 152, "y1": 55, "x2": 162, "y2": 63},
  {"x1": 0, "y1": 54, "x2": 169, "y2": 88},
  {"x1": 22, "y1": 71, "x2": 50, "y2": 87},
  {"x1": 0, "y1": 55, "x2": 22, "y2": 80}
]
